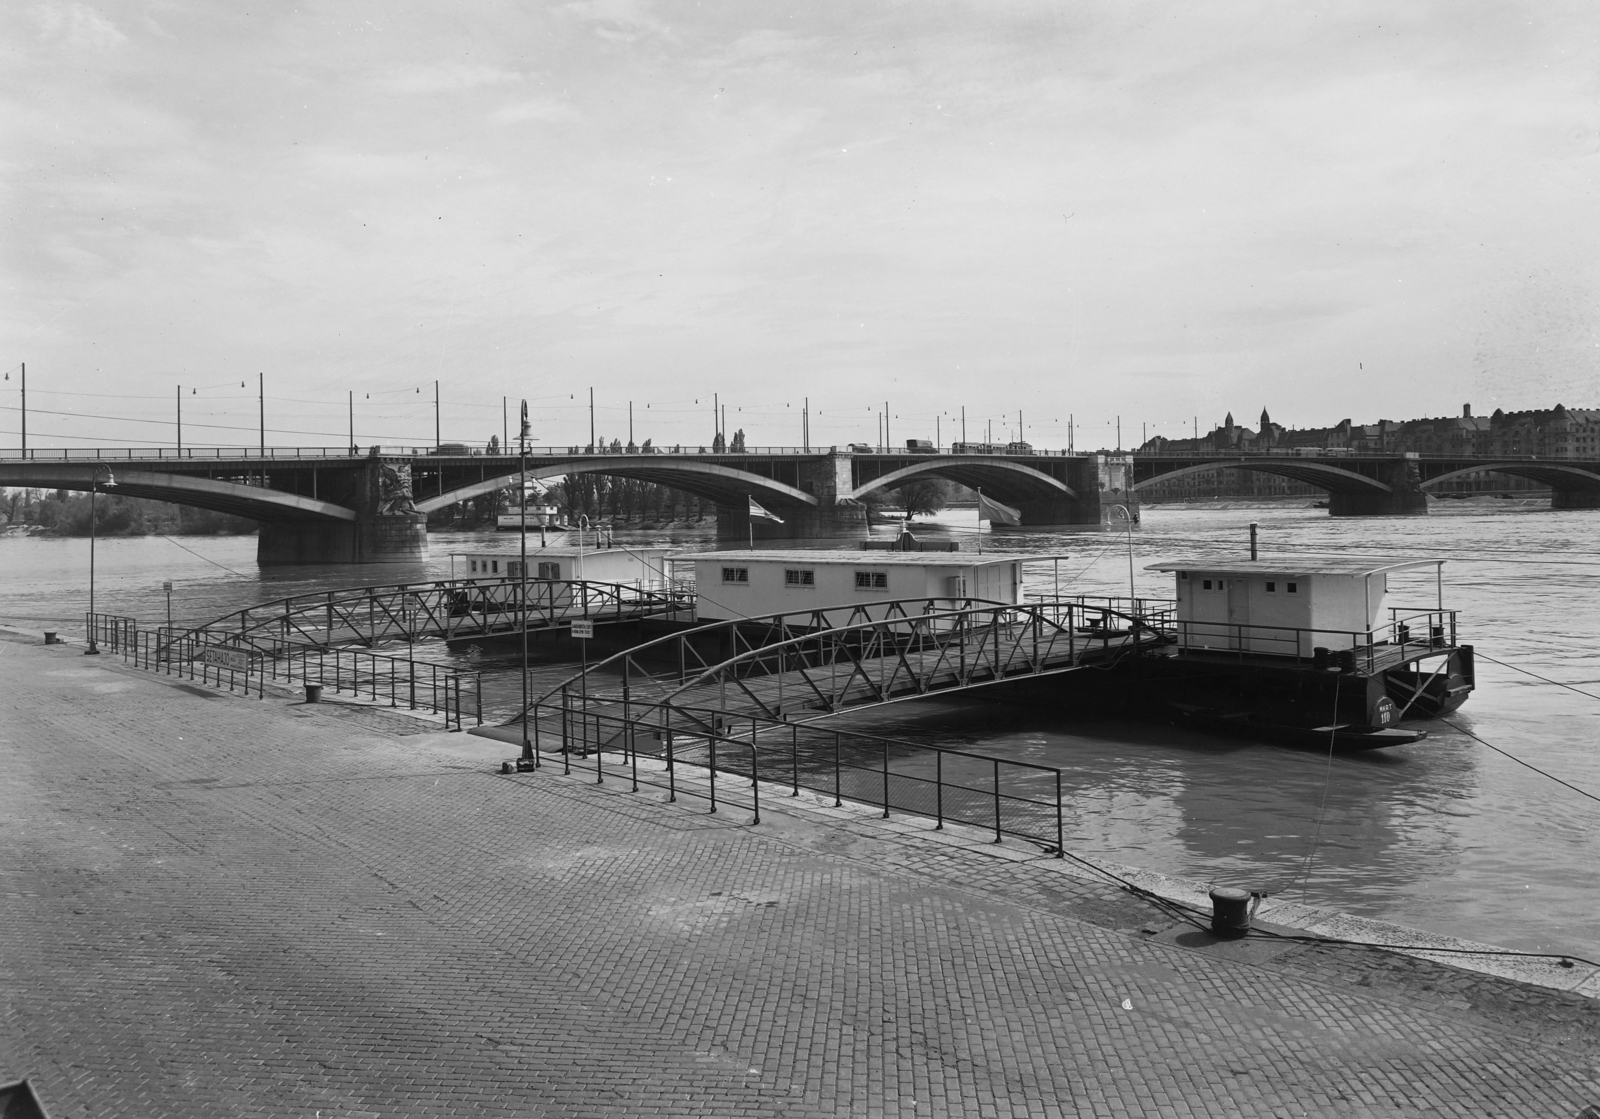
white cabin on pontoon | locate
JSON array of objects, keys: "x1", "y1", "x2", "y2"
[
  {"x1": 450, "y1": 545, "x2": 671, "y2": 589},
  {"x1": 684, "y1": 550, "x2": 1039, "y2": 623},
  {"x1": 1145, "y1": 556, "x2": 1446, "y2": 657}
]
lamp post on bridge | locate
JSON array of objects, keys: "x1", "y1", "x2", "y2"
[{"x1": 84, "y1": 466, "x2": 117, "y2": 655}]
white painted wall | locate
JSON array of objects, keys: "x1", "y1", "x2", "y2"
[
  {"x1": 1172, "y1": 569, "x2": 1387, "y2": 655},
  {"x1": 693, "y1": 557, "x2": 1023, "y2": 622}
]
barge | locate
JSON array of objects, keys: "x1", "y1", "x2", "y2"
[{"x1": 1132, "y1": 556, "x2": 1474, "y2": 750}]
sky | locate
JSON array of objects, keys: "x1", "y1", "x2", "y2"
[{"x1": 3, "y1": 0, "x2": 1598, "y2": 451}]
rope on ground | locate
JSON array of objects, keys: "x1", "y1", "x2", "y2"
[
  {"x1": 1295, "y1": 675, "x2": 1342, "y2": 903},
  {"x1": 1440, "y1": 718, "x2": 1600, "y2": 806},
  {"x1": 1473, "y1": 650, "x2": 1600, "y2": 702}
]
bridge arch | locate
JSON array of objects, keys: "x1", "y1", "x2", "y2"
[
  {"x1": 1418, "y1": 462, "x2": 1600, "y2": 490},
  {"x1": 1131, "y1": 459, "x2": 1393, "y2": 495},
  {"x1": 415, "y1": 456, "x2": 820, "y2": 514},
  {"x1": 845, "y1": 457, "x2": 1076, "y2": 503},
  {"x1": 0, "y1": 464, "x2": 357, "y2": 522}
]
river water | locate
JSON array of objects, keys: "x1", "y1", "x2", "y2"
[{"x1": 2, "y1": 497, "x2": 1596, "y2": 961}]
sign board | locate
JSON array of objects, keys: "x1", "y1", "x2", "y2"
[
  {"x1": 201, "y1": 645, "x2": 252, "y2": 671},
  {"x1": 163, "y1": 581, "x2": 173, "y2": 593},
  {"x1": 569, "y1": 619, "x2": 595, "y2": 639}
]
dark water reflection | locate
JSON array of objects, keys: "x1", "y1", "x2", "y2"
[{"x1": 3, "y1": 500, "x2": 1597, "y2": 958}]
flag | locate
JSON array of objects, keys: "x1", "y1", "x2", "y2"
[
  {"x1": 977, "y1": 491, "x2": 1021, "y2": 526},
  {"x1": 748, "y1": 497, "x2": 785, "y2": 524}
]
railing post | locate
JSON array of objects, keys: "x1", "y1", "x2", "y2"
[
  {"x1": 1055, "y1": 770, "x2": 1064, "y2": 858},
  {"x1": 561, "y1": 687, "x2": 571, "y2": 775},
  {"x1": 708, "y1": 734, "x2": 718, "y2": 814},
  {"x1": 935, "y1": 751, "x2": 944, "y2": 830},
  {"x1": 791, "y1": 724, "x2": 799, "y2": 797},
  {"x1": 476, "y1": 672, "x2": 484, "y2": 728},
  {"x1": 834, "y1": 733, "x2": 842, "y2": 807},
  {"x1": 749, "y1": 743, "x2": 760, "y2": 825},
  {"x1": 666, "y1": 727, "x2": 676, "y2": 802},
  {"x1": 993, "y1": 758, "x2": 1002, "y2": 844},
  {"x1": 595, "y1": 712, "x2": 603, "y2": 784},
  {"x1": 882, "y1": 738, "x2": 890, "y2": 819}
]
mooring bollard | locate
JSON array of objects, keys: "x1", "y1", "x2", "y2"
[
  {"x1": 304, "y1": 683, "x2": 324, "y2": 703},
  {"x1": 1208, "y1": 887, "x2": 1252, "y2": 939},
  {"x1": 43, "y1": 631, "x2": 58, "y2": 645}
]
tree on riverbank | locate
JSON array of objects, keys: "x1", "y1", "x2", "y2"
[{"x1": 0, "y1": 488, "x2": 258, "y2": 536}]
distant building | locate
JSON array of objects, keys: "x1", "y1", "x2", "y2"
[{"x1": 1134, "y1": 400, "x2": 1599, "y2": 500}]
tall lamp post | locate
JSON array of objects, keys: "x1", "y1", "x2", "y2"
[
  {"x1": 84, "y1": 466, "x2": 117, "y2": 655},
  {"x1": 519, "y1": 399, "x2": 534, "y2": 766}
]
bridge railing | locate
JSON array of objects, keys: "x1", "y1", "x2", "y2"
[
  {"x1": 0, "y1": 443, "x2": 1091, "y2": 461},
  {"x1": 509, "y1": 695, "x2": 1067, "y2": 853}
]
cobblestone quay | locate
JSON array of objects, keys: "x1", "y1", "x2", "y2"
[{"x1": 2, "y1": 631, "x2": 1596, "y2": 1117}]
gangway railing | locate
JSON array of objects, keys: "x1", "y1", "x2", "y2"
[
  {"x1": 186, "y1": 577, "x2": 692, "y2": 653},
  {"x1": 506, "y1": 597, "x2": 1172, "y2": 738},
  {"x1": 511, "y1": 695, "x2": 1069, "y2": 853}
]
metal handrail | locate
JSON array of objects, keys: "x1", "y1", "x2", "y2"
[
  {"x1": 521, "y1": 695, "x2": 1068, "y2": 854},
  {"x1": 182, "y1": 576, "x2": 692, "y2": 652},
  {"x1": 1172, "y1": 609, "x2": 1460, "y2": 670},
  {"x1": 516, "y1": 597, "x2": 1168, "y2": 730}
]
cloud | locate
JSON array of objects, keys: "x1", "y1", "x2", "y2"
[
  {"x1": 489, "y1": 99, "x2": 580, "y2": 126},
  {"x1": 32, "y1": 2, "x2": 125, "y2": 51},
  {"x1": 372, "y1": 63, "x2": 523, "y2": 95},
  {"x1": 560, "y1": 0, "x2": 672, "y2": 43}
]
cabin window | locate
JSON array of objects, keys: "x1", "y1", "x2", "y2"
[
  {"x1": 470, "y1": 559, "x2": 478, "y2": 573},
  {"x1": 508, "y1": 561, "x2": 523, "y2": 578},
  {"x1": 537, "y1": 562, "x2": 560, "y2": 580},
  {"x1": 1201, "y1": 578, "x2": 1225, "y2": 591},
  {"x1": 721, "y1": 566, "x2": 749, "y2": 584},
  {"x1": 854, "y1": 571, "x2": 889, "y2": 590},
  {"x1": 1265, "y1": 581, "x2": 1276, "y2": 593},
  {"x1": 1286, "y1": 581, "x2": 1299, "y2": 594},
  {"x1": 492, "y1": 560, "x2": 500, "y2": 573},
  {"x1": 784, "y1": 568, "x2": 815, "y2": 587},
  {"x1": 1178, "y1": 571, "x2": 1189, "y2": 580}
]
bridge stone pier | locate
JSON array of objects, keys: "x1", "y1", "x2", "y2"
[
  {"x1": 258, "y1": 460, "x2": 428, "y2": 564},
  {"x1": 1326, "y1": 457, "x2": 1429, "y2": 516},
  {"x1": 1016, "y1": 454, "x2": 1138, "y2": 525}
]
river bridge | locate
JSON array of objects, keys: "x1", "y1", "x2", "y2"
[{"x1": 6, "y1": 443, "x2": 1598, "y2": 563}]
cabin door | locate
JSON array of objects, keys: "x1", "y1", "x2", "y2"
[{"x1": 1226, "y1": 579, "x2": 1251, "y2": 650}]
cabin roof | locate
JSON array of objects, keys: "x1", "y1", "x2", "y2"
[
  {"x1": 1144, "y1": 554, "x2": 1444, "y2": 578},
  {"x1": 449, "y1": 546, "x2": 667, "y2": 559},
  {"x1": 683, "y1": 549, "x2": 1046, "y2": 568}
]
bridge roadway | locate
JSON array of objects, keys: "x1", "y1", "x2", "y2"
[
  {"x1": 480, "y1": 597, "x2": 1168, "y2": 755},
  {"x1": 5, "y1": 442, "x2": 1598, "y2": 563}
]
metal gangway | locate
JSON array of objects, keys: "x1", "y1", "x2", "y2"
[
  {"x1": 479, "y1": 596, "x2": 1171, "y2": 850},
  {"x1": 500, "y1": 596, "x2": 1171, "y2": 752},
  {"x1": 185, "y1": 576, "x2": 693, "y2": 653}
]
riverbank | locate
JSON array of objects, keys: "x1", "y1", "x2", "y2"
[{"x1": 2, "y1": 627, "x2": 1595, "y2": 1116}]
